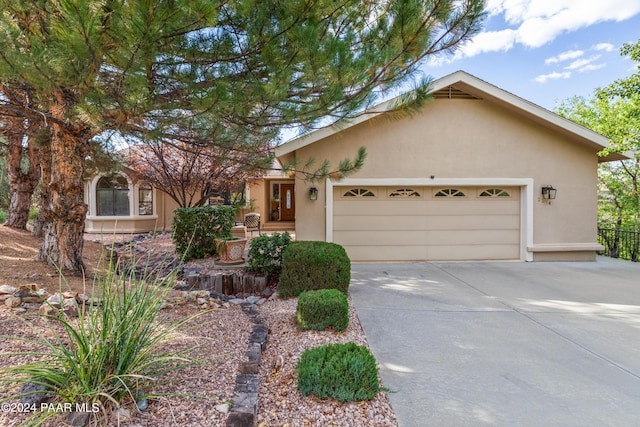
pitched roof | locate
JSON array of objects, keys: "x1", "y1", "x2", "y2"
[{"x1": 275, "y1": 70, "x2": 626, "y2": 162}]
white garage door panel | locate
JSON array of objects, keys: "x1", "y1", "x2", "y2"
[
  {"x1": 332, "y1": 186, "x2": 521, "y2": 261},
  {"x1": 333, "y1": 200, "x2": 520, "y2": 216},
  {"x1": 333, "y1": 214, "x2": 520, "y2": 232},
  {"x1": 344, "y1": 245, "x2": 429, "y2": 262},
  {"x1": 426, "y1": 215, "x2": 520, "y2": 230},
  {"x1": 333, "y1": 200, "x2": 429, "y2": 216},
  {"x1": 343, "y1": 244, "x2": 520, "y2": 262},
  {"x1": 333, "y1": 215, "x2": 430, "y2": 231},
  {"x1": 334, "y1": 229, "x2": 519, "y2": 246},
  {"x1": 425, "y1": 244, "x2": 521, "y2": 261}
]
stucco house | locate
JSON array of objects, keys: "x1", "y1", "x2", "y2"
[
  {"x1": 83, "y1": 163, "x2": 293, "y2": 235},
  {"x1": 84, "y1": 170, "x2": 179, "y2": 234},
  {"x1": 274, "y1": 70, "x2": 624, "y2": 262}
]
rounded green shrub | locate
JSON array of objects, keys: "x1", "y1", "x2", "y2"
[
  {"x1": 296, "y1": 342, "x2": 381, "y2": 402},
  {"x1": 278, "y1": 241, "x2": 350, "y2": 298},
  {"x1": 245, "y1": 231, "x2": 292, "y2": 278},
  {"x1": 297, "y1": 289, "x2": 349, "y2": 332},
  {"x1": 172, "y1": 205, "x2": 236, "y2": 260}
]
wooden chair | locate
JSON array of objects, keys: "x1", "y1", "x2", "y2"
[{"x1": 244, "y1": 213, "x2": 261, "y2": 237}]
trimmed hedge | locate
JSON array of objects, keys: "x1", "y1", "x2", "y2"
[
  {"x1": 172, "y1": 205, "x2": 236, "y2": 260},
  {"x1": 296, "y1": 342, "x2": 381, "y2": 402},
  {"x1": 297, "y1": 289, "x2": 349, "y2": 332},
  {"x1": 278, "y1": 241, "x2": 350, "y2": 299}
]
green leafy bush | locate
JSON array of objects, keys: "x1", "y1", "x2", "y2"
[
  {"x1": 0, "y1": 210, "x2": 6, "y2": 223},
  {"x1": 172, "y1": 205, "x2": 236, "y2": 260},
  {"x1": 245, "y1": 231, "x2": 292, "y2": 277},
  {"x1": 0, "y1": 252, "x2": 200, "y2": 426},
  {"x1": 297, "y1": 289, "x2": 349, "y2": 332},
  {"x1": 278, "y1": 241, "x2": 350, "y2": 298},
  {"x1": 296, "y1": 342, "x2": 381, "y2": 402},
  {"x1": 28, "y1": 208, "x2": 39, "y2": 223}
]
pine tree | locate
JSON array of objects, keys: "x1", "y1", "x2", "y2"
[{"x1": 0, "y1": 0, "x2": 486, "y2": 273}]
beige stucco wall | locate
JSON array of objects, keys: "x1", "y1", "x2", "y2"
[
  {"x1": 84, "y1": 182, "x2": 178, "y2": 234},
  {"x1": 290, "y1": 98, "x2": 600, "y2": 260},
  {"x1": 247, "y1": 180, "x2": 268, "y2": 221}
]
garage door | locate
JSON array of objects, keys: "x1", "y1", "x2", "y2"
[{"x1": 333, "y1": 186, "x2": 521, "y2": 261}]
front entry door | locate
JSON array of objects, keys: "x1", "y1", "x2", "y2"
[{"x1": 280, "y1": 183, "x2": 295, "y2": 221}]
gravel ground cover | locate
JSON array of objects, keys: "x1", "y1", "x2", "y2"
[
  {"x1": 256, "y1": 297, "x2": 398, "y2": 427},
  {"x1": 0, "y1": 227, "x2": 398, "y2": 426}
]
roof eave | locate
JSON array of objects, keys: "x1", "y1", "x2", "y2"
[{"x1": 274, "y1": 70, "x2": 618, "y2": 161}]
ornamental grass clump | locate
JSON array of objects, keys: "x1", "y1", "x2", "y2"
[
  {"x1": 0, "y1": 250, "x2": 200, "y2": 426},
  {"x1": 296, "y1": 289, "x2": 349, "y2": 332},
  {"x1": 296, "y1": 342, "x2": 382, "y2": 402}
]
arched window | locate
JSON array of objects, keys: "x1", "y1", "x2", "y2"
[
  {"x1": 389, "y1": 188, "x2": 421, "y2": 198},
  {"x1": 479, "y1": 188, "x2": 510, "y2": 198},
  {"x1": 343, "y1": 188, "x2": 376, "y2": 197},
  {"x1": 96, "y1": 175, "x2": 130, "y2": 216},
  {"x1": 434, "y1": 188, "x2": 466, "y2": 198}
]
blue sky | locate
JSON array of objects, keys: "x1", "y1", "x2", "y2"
[{"x1": 420, "y1": 0, "x2": 640, "y2": 111}]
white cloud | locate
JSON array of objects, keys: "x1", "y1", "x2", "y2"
[
  {"x1": 457, "y1": 29, "x2": 518, "y2": 57},
  {"x1": 534, "y1": 71, "x2": 571, "y2": 83},
  {"x1": 593, "y1": 42, "x2": 616, "y2": 52},
  {"x1": 545, "y1": 49, "x2": 584, "y2": 64},
  {"x1": 577, "y1": 63, "x2": 606, "y2": 72},
  {"x1": 563, "y1": 55, "x2": 601, "y2": 70},
  {"x1": 458, "y1": 0, "x2": 640, "y2": 58}
]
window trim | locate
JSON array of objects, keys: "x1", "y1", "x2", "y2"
[
  {"x1": 387, "y1": 188, "x2": 422, "y2": 198},
  {"x1": 86, "y1": 173, "x2": 158, "y2": 220},
  {"x1": 479, "y1": 188, "x2": 512, "y2": 198},
  {"x1": 96, "y1": 175, "x2": 131, "y2": 217},
  {"x1": 342, "y1": 188, "x2": 377, "y2": 198},
  {"x1": 433, "y1": 188, "x2": 467, "y2": 198}
]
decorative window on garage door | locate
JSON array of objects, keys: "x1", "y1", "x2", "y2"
[
  {"x1": 434, "y1": 188, "x2": 466, "y2": 197},
  {"x1": 479, "y1": 188, "x2": 511, "y2": 198},
  {"x1": 343, "y1": 188, "x2": 376, "y2": 197},
  {"x1": 388, "y1": 188, "x2": 421, "y2": 198}
]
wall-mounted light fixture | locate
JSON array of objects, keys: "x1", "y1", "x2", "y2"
[
  {"x1": 309, "y1": 186, "x2": 318, "y2": 201},
  {"x1": 541, "y1": 185, "x2": 557, "y2": 200}
]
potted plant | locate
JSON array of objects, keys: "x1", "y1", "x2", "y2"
[{"x1": 214, "y1": 236, "x2": 248, "y2": 263}]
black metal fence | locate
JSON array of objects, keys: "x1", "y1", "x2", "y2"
[{"x1": 597, "y1": 227, "x2": 640, "y2": 262}]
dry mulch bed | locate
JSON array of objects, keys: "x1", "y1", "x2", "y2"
[{"x1": 0, "y1": 226, "x2": 397, "y2": 426}]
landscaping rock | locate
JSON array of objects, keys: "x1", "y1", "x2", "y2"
[
  {"x1": 46, "y1": 294, "x2": 63, "y2": 308},
  {"x1": 261, "y1": 287, "x2": 274, "y2": 298},
  {"x1": 113, "y1": 407, "x2": 131, "y2": 423},
  {"x1": 67, "y1": 411, "x2": 90, "y2": 427},
  {"x1": 39, "y1": 304, "x2": 57, "y2": 317},
  {"x1": 215, "y1": 403, "x2": 230, "y2": 414},
  {"x1": 13, "y1": 285, "x2": 35, "y2": 298},
  {"x1": 5, "y1": 296, "x2": 22, "y2": 308},
  {"x1": 19, "y1": 379, "x2": 53, "y2": 406},
  {"x1": 0, "y1": 284, "x2": 16, "y2": 295}
]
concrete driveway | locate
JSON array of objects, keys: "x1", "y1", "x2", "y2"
[{"x1": 350, "y1": 257, "x2": 640, "y2": 427}]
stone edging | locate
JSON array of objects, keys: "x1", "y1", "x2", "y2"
[{"x1": 226, "y1": 302, "x2": 268, "y2": 427}]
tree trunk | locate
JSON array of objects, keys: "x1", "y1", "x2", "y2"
[
  {"x1": 32, "y1": 131, "x2": 52, "y2": 238},
  {"x1": 37, "y1": 91, "x2": 89, "y2": 274},
  {"x1": 3, "y1": 117, "x2": 41, "y2": 229}
]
